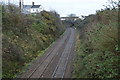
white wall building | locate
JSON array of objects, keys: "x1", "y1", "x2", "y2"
[{"x1": 23, "y1": 2, "x2": 43, "y2": 14}]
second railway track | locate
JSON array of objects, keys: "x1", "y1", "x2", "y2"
[{"x1": 18, "y1": 28, "x2": 76, "y2": 79}]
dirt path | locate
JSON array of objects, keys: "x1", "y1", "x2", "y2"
[{"x1": 18, "y1": 27, "x2": 76, "y2": 78}]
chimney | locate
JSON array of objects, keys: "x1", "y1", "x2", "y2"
[{"x1": 32, "y1": 2, "x2": 34, "y2": 6}]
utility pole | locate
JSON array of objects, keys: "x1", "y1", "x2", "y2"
[
  {"x1": 19, "y1": 0, "x2": 21, "y2": 9},
  {"x1": 19, "y1": 0, "x2": 24, "y2": 12},
  {"x1": 19, "y1": 0, "x2": 24, "y2": 9}
]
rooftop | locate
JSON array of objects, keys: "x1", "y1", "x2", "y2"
[
  {"x1": 23, "y1": 5, "x2": 41, "y2": 9},
  {"x1": 23, "y1": 5, "x2": 32, "y2": 9},
  {"x1": 31, "y1": 5, "x2": 41, "y2": 8}
]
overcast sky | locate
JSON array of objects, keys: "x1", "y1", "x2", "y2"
[{"x1": 1, "y1": 0, "x2": 116, "y2": 17}]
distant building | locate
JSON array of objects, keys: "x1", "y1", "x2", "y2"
[{"x1": 20, "y1": 2, "x2": 43, "y2": 14}]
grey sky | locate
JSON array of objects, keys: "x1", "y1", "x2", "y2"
[{"x1": 1, "y1": 0, "x2": 116, "y2": 17}]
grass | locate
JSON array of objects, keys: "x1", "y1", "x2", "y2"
[
  {"x1": 73, "y1": 8, "x2": 119, "y2": 78},
  {"x1": 2, "y1": 4, "x2": 65, "y2": 78},
  {"x1": 0, "y1": 4, "x2": 1, "y2": 77},
  {"x1": 17, "y1": 49, "x2": 46, "y2": 76},
  {"x1": 17, "y1": 31, "x2": 66, "y2": 77},
  {"x1": 73, "y1": 31, "x2": 119, "y2": 78}
]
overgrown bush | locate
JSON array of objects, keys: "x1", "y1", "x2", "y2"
[
  {"x1": 73, "y1": 3, "x2": 119, "y2": 78},
  {"x1": 2, "y1": 4, "x2": 65, "y2": 78}
]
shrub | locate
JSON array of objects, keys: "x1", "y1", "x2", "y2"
[
  {"x1": 73, "y1": 8, "x2": 119, "y2": 78},
  {"x1": 2, "y1": 4, "x2": 65, "y2": 78}
]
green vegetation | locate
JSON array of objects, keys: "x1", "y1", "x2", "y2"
[
  {"x1": 0, "y1": 4, "x2": 2, "y2": 79},
  {"x1": 73, "y1": 1, "x2": 119, "y2": 78},
  {"x1": 2, "y1": 4, "x2": 65, "y2": 78}
]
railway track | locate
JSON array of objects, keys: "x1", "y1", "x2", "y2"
[
  {"x1": 18, "y1": 28, "x2": 76, "y2": 79},
  {"x1": 52, "y1": 28, "x2": 76, "y2": 78}
]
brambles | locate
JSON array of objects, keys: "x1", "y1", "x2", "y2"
[
  {"x1": 73, "y1": 1, "x2": 119, "y2": 78},
  {"x1": 2, "y1": 4, "x2": 65, "y2": 78}
]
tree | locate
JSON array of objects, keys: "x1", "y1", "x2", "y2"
[{"x1": 104, "y1": 0, "x2": 119, "y2": 10}]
